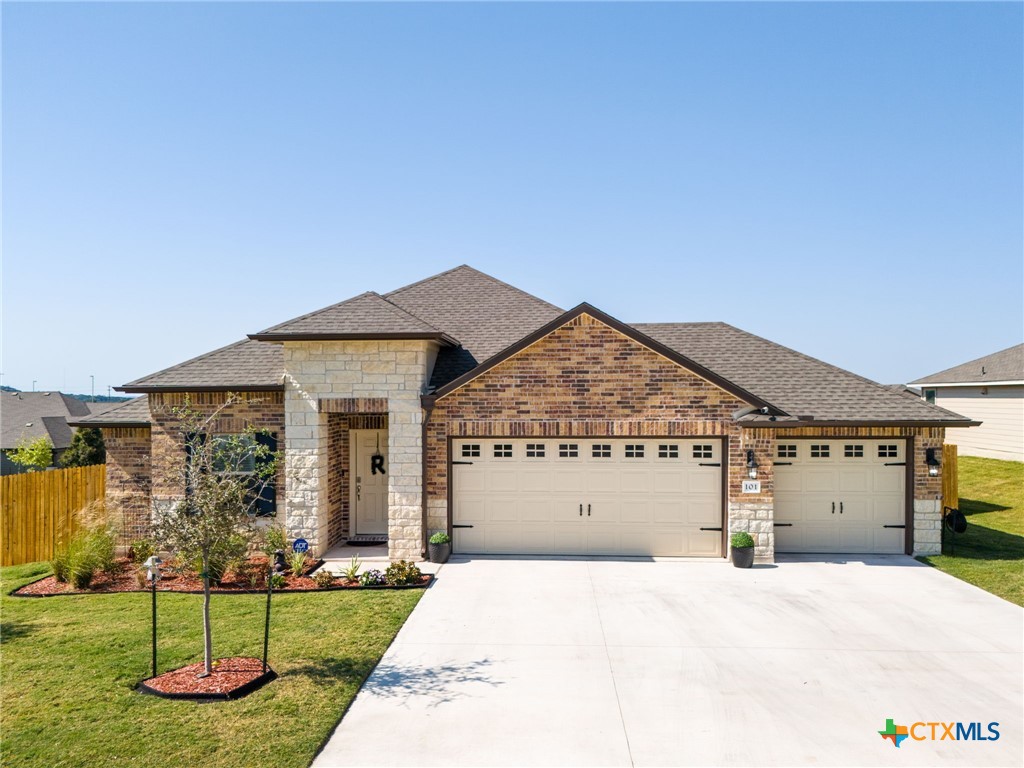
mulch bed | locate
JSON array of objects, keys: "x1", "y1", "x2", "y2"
[
  {"x1": 138, "y1": 657, "x2": 276, "y2": 700},
  {"x1": 11, "y1": 558, "x2": 433, "y2": 597}
]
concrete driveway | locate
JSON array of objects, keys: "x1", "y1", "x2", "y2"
[{"x1": 313, "y1": 556, "x2": 1022, "y2": 767}]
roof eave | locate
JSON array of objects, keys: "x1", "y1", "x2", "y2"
[
  {"x1": 115, "y1": 384, "x2": 284, "y2": 394},
  {"x1": 909, "y1": 379, "x2": 1024, "y2": 387},
  {"x1": 67, "y1": 419, "x2": 151, "y2": 428},
  {"x1": 737, "y1": 419, "x2": 982, "y2": 429},
  {"x1": 247, "y1": 332, "x2": 459, "y2": 345}
]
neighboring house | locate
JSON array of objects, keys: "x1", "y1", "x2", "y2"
[
  {"x1": 910, "y1": 344, "x2": 1024, "y2": 463},
  {"x1": 70, "y1": 266, "x2": 976, "y2": 560},
  {"x1": 1, "y1": 392, "x2": 114, "y2": 474}
]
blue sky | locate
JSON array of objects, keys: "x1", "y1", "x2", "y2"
[{"x1": 3, "y1": 1, "x2": 1021, "y2": 395}]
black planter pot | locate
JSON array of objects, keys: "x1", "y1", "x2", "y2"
[
  {"x1": 731, "y1": 546, "x2": 755, "y2": 569},
  {"x1": 428, "y1": 542, "x2": 451, "y2": 564}
]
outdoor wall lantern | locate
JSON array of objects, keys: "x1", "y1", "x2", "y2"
[
  {"x1": 925, "y1": 448, "x2": 941, "y2": 477},
  {"x1": 746, "y1": 449, "x2": 758, "y2": 480}
]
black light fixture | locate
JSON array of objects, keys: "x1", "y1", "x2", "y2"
[
  {"x1": 925, "y1": 447, "x2": 941, "y2": 477},
  {"x1": 746, "y1": 449, "x2": 758, "y2": 480}
]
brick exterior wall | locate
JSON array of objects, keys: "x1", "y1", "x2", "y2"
[
  {"x1": 102, "y1": 427, "x2": 152, "y2": 543},
  {"x1": 148, "y1": 391, "x2": 285, "y2": 527}
]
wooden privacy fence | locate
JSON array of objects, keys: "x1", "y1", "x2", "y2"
[
  {"x1": 0, "y1": 464, "x2": 106, "y2": 567},
  {"x1": 942, "y1": 443, "x2": 959, "y2": 513}
]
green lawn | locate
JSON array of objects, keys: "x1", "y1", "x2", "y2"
[
  {"x1": 0, "y1": 563, "x2": 422, "y2": 768},
  {"x1": 918, "y1": 456, "x2": 1024, "y2": 606}
]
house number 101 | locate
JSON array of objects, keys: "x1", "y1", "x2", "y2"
[{"x1": 741, "y1": 480, "x2": 761, "y2": 494}]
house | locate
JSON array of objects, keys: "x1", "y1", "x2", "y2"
[
  {"x1": 70, "y1": 266, "x2": 977, "y2": 560},
  {"x1": 1, "y1": 392, "x2": 113, "y2": 474},
  {"x1": 910, "y1": 344, "x2": 1024, "y2": 462}
]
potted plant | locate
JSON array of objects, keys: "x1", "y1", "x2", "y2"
[
  {"x1": 730, "y1": 532, "x2": 755, "y2": 569},
  {"x1": 428, "y1": 531, "x2": 452, "y2": 564}
]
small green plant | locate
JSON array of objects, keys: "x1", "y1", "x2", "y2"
[
  {"x1": 8, "y1": 435, "x2": 54, "y2": 471},
  {"x1": 269, "y1": 573, "x2": 287, "y2": 590},
  {"x1": 259, "y1": 525, "x2": 288, "y2": 557},
  {"x1": 359, "y1": 569, "x2": 386, "y2": 587},
  {"x1": 233, "y1": 558, "x2": 268, "y2": 590},
  {"x1": 288, "y1": 550, "x2": 307, "y2": 576},
  {"x1": 50, "y1": 544, "x2": 70, "y2": 583},
  {"x1": 384, "y1": 560, "x2": 422, "y2": 586},
  {"x1": 428, "y1": 531, "x2": 451, "y2": 545},
  {"x1": 129, "y1": 538, "x2": 157, "y2": 565},
  {"x1": 730, "y1": 532, "x2": 755, "y2": 549},
  {"x1": 342, "y1": 555, "x2": 361, "y2": 582},
  {"x1": 311, "y1": 569, "x2": 335, "y2": 589}
]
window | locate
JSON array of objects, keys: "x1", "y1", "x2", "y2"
[
  {"x1": 777, "y1": 444, "x2": 797, "y2": 458},
  {"x1": 493, "y1": 444, "x2": 512, "y2": 458},
  {"x1": 878, "y1": 444, "x2": 898, "y2": 458},
  {"x1": 525, "y1": 443, "x2": 545, "y2": 458},
  {"x1": 844, "y1": 444, "x2": 864, "y2": 458},
  {"x1": 559, "y1": 443, "x2": 579, "y2": 458},
  {"x1": 692, "y1": 444, "x2": 713, "y2": 459},
  {"x1": 211, "y1": 434, "x2": 257, "y2": 474},
  {"x1": 191, "y1": 432, "x2": 277, "y2": 517},
  {"x1": 810, "y1": 444, "x2": 830, "y2": 458},
  {"x1": 924, "y1": 389, "x2": 936, "y2": 404},
  {"x1": 624, "y1": 444, "x2": 645, "y2": 458},
  {"x1": 461, "y1": 444, "x2": 480, "y2": 458},
  {"x1": 658, "y1": 444, "x2": 679, "y2": 459},
  {"x1": 592, "y1": 444, "x2": 611, "y2": 458}
]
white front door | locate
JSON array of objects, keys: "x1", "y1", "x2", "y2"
[
  {"x1": 774, "y1": 439, "x2": 906, "y2": 553},
  {"x1": 351, "y1": 429, "x2": 388, "y2": 536},
  {"x1": 451, "y1": 438, "x2": 723, "y2": 556}
]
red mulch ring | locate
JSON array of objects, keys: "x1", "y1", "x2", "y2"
[
  {"x1": 12, "y1": 558, "x2": 432, "y2": 597},
  {"x1": 139, "y1": 657, "x2": 275, "y2": 700}
]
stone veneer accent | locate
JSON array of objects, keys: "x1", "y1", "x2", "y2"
[{"x1": 283, "y1": 340, "x2": 436, "y2": 559}]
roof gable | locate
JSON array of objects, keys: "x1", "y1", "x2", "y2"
[{"x1": 427, "y1": 303, "x2": 782, "y2": 413}]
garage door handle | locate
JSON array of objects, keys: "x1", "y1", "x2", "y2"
[
  {"x1": 698, "y1": 462, "x2": 721, "y2": 467},
  {"x1": 773, "y1": 523, "x2": 793, "y2": 527},
  {"x1": 699, "y1": 527, "x2": 722, "y2": 531},
  {"x1": 884, "y1": 461, "x2": 906, "y2": 466},
  {"x1": 579, "y1": 504, "x2": 583, "y2": 517},
  {"x1": 452, "y1": 461, "x2": 474, "y2": 465},
  {"x1": 772, "y1": 461, "x2": 793, "y2": 466},
  {"x1": 883, "y1": 524, "x2": 906, "y2": 529},
  {"x1": 452, "y1": 524, "x2": 474, "y2": 529},
  {"x1": 832, "y1": 502, "x2": 835, "y2": 515},
  {"x1": 587, "y1": 504, "x2": 591, "y2": 517},
  {"x1": 839, "y1": 502, "x2": 843, "y2": 515}
]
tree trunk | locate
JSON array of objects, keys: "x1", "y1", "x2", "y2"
[{"x1": 201, "y1": 552, "x2": 213, "y2": 677}]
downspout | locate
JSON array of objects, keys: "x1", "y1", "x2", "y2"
[{"x1": 421, "y1": 394, "x2": 436, "y2": 558}]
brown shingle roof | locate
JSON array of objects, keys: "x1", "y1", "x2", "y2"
[
  {"x1": 910, "y1": 343, "x2": 1024, "y2": 385},
  {"x1": 251, "y1": 291, "x2": 458, "y2": 343},
  {"x1": 68, "y1": 396, "x2": 151, "y2": 427},
  {"x1": 384, "y1": 265, "x2": 564, "y2": 387},
  {"x1": 120, "y1": 339, "x2": 283, "y2": 392},
  {"x1": 633, "y1": 322, "x2": 972, "y2": 424}
]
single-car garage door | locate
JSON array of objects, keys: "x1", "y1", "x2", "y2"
[
  {"x1": 452, "y1": 438, "x2": 723, "y2": 556},
  {"x1": 774, "y1": 439, "x2": 907, "y2": 554}
]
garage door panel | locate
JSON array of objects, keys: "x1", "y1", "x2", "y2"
[
  {"x1": 452, "y1": 438, "x2": 722, "y2": 557},
  {"x1": 774, "y1": 439, "x2": 907, "y2": 554}
]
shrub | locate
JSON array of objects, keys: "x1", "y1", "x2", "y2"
[
  {"x1": 60, "y1": 523, "x2": 118, "y2": 588},
  {"x1": 730, "y1": 532, "x2": 755, "y2": 549},
  {"x1": 311, "y1": 569, "x2": 335, "y2": 589},
  {"x1": 259, "y1": 525, "x2": 288, "y2": 557},
  {"x1": 59, "y1": 427, "x2": 105, "y2": 468},
  {"x1": 342, "y1": 555, "x2": 361, "y2": 582},
  {"x1": 90, "y1": 527, "x2": 117, "y2": 575},
  {"x1": 66, "y1": 536, "x2": 97, "y2": 589},
  {"x1": 50, "y1": 545, "x2": 70, "y2": 583},
  {"x1": 428, "y1": 531, "x2": 451, "y2": 545},
  {"x1": 384, "y1": 560, "x2": 422, "y2": 586},
  {"x1": 269, "y1": 573, "x2": 287, "y2": 590},
  {"x1": 233, "y1": 557, "x2": 268, "y2": 590},
  {"x1": 129, "y1": 538, "x2": 157, "y2": 565},
  {"x1": 359, "y1": 569, "x2": 386, "y2": 587},
  {"x1": 289, "y1": 550, "x2": 307, "y2": 576},
  {"x1": 185, "y1": 533, "x2": 248, "y2": 585}
]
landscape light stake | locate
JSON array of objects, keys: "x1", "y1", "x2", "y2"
[
  {"x1": 262, "y1": 561, "x2": 273, "y2": 674},
  {"x1": 143, "y1": 556, "x2": 163, "y2": 679}
]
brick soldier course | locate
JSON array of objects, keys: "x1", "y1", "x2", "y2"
[{"x1": 72, "y1": 266, "x2": 976, "y2": 561}]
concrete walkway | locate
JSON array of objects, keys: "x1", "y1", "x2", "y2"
[{"x1": 313, "y1": 555, "x2": 1023, "y2": 767}]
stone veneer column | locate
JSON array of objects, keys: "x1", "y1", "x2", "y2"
[{"x1": 282, "y1": 340, "x2": 433, "y2": 560}]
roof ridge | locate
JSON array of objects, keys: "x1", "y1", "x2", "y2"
[
  {"x1": 714, "y1": 323, "x2": 967, "y2": 419},
  {"x1": 122, "y1": 338, "x2": 260, "y2": 388},
  {"x1": 377, "y1": 294, "x2": 446, "y2": 334},
  {"x1": 385, "y1": 264, "x2": 563, "y2": 312}
]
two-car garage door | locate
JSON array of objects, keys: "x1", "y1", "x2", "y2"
[{"x1": 452, "y1": 438, "x2": 723, "y2": 557}]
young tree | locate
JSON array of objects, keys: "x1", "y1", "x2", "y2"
[
  {"x1": 8, "y1": 435, "x2": 54, "y2": 471},
  {"x1": 152, "y1": 395, "x2": 279, "y2": 677},
  {"x1": 60, "y1": 428, "x2": 106, "y2": 468}
]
